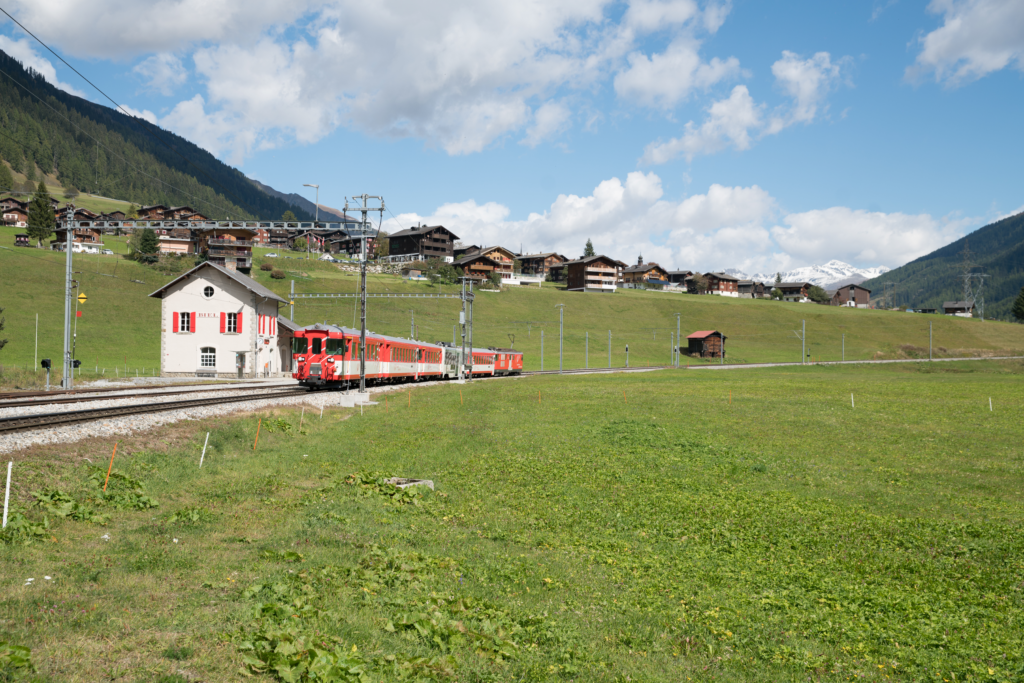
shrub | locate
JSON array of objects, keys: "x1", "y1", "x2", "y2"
[
  {"x1": 271, "y1": 269, "x2": 285, "y2": 279},
  {"x1": 260, "y1": 263, "x2": 273, "y2": 271}
]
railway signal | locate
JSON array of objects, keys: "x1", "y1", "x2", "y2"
[{"x1": 77, "y1": 293, "x2": 87, "y2": 304}]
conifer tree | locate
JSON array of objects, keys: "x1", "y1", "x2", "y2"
[
  {"x1": 1012, "y1": 285, "x2": 1024, "y2": 322},
  {"x1": 0, "y1": 161, "x2": 14, "y2": 193},
  {"x1": 137, "y1": 227, "x2": 159, "y2": 264},
  {"x1": 283, "y1": 210, "x2": 297, "y2": 222},
  {"x1": 584, "y1": 239, "x2": 595, "y2": 257},
  {"x1": 27, "y1": 180, "x2": 55, "y2": 247}
]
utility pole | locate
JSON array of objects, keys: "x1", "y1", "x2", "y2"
[
  {"x1": 343, "y1": 194, "x2": 384, "y2": 393},
  {"x1": 842, "y1": 333, "x2": 845, "y2": 362},
  {"x1": 459, "y1": 278, "x2": 466, "y2": 380},
  {"x1": 303, "y1": 183, "x2": 319, "y2": 261},
  {"x1": 556, "y1": 304, "x2": 564, "y2": 373},
  {"x1": 675, "y1": 313, "x2": 681, "y2": 368},
  {"x1": 608, "y1": 330, "x2": 611, "y2": 369},
  {"x1": 410, "y1": 309, "x2": 415, "y2": 339},
  {"x1": 62, "y1": 204, "x2": 74, "y2": 389},
  {"x1": 541, "y1": 330, "x2": 544, "y2": 371},
  {"x1": 467, "y1": 281, "x2": 474, "y2": 381},
  {"x1": 585, "y1": 331, "x2": 588, "y2": 369},
  {"x1": 290, "y1": 280, "x2": 294, "y2": 320},
  {"x1": 929, "y1": 321, "x2": 932, "y2": 360}
]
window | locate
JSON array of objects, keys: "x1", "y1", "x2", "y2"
[
  {"x1": 292, "y1": 337, "x2": 308, "y2": 355},
  {"x1": 326, "y1": 338, "x2": 347, "y2": 355},
  {"x1": 203, "y1": 285, "x2": 214, "y2": 298},
  {"x1": 200, "y1": 347, "x2": 216, "y2": 367},
  {"x1": 179, "y1": 312, "x2": 191, "y2": 333},
  {"x1": 227, "y1": 312, "x2": 238, "y2": 333}
]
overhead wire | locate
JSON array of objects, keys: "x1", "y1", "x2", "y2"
[
  {"x1": 0, "y1": 66, "x2": 242, "y2": 216},
  {"x1": 0, "y1": 6, "x2": 264, "y2": 217}
]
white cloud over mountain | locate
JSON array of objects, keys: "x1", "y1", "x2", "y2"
[
  {"x1": 386, "y1": 173, "x2": 974, "y2": 274},
  {"x1": 909, "y1": 0, "x2": 1024, "y2": 85},
  {"x1": 0, "y1": 35, "x2": 86, "y2": 97}
]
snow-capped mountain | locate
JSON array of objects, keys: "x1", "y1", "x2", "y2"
[{"x1": 723, "y1": 261, "x2": 890, "y2": 289}]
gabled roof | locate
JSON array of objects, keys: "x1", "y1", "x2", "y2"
[
  {"x1": 148, "y1": 261, "x2": 287, "y2": 304},
  {"x1": 519, "y1": 252, "x2": 566, "y2": 261},
  {"x1": 705, "y1": 272, "x2": 740, "y2": 281},
  {"x1": 389, "y1": 224, "x2": 459, "y2": 240},
  {"x1": 778, "y1": 281, "x2": 813, "y2": 288},
  {"x1": 623, "y1": 262, "x2": 668, "y2": 274},
  {"x1": 943, "y1": 300, "x2": 974, "y2": 309},
  {"x1": 687, "y1": 330, "x2": 725, "y2": 339},
  {"x1": 453, "y1": 252, "x2": 500, "y2": 267},
  {"x1": 667, "y1": 270, "x2": 693, "y2": 275},
  {"x1": 563, "y1": 254, "x2": 618, "y2": 266}
]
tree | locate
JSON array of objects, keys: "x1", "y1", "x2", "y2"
[
  {"x1": 0, "y1": 161, "x2": 13, "y2": 193},
  {"x1": 374, "y1": 232, "x2": 390, "y2": 258},
  {"x1": 807, "y1": 285, "x2": 830, "y2": 303},
  {"x1": 127, "y1": 203, "x2": 139, "y2": 219},
  {"x1": 282, "y1": 210, "x2": 297, "y2": 222},
  {"x1": 63, "y1": 186, "x2": 79, "y2": 200},
  {"x1": 584, "y1": 239, "x2": 595, "y2": 257},
  {"x1": 690, "y1": 274, "x2": 708, "y2": 294},
  {"x1": 293, "y1": 237, "x2": 307, "y2": 252},
  {"x1": 770, "y1": 288, "x2": 783, "y2": 300},
  {"x1": 774, "y1": 272, "x2": 782, "y2": 285},
  {"x1": 1013, "y1": 285, "x2": 1024, "y2": 322},
  {"x1": 487, "y1": 271, "x2": 502, "y2": 288},
  {"x1": 26, "y1": 180, "x2": 54, "y2": 247},
  {"x1": 0, "y1": 306, "x2": 7, "y2": 352},
  {"x1": 136, "y1": 227, "x2": 159, "y2": 264}
]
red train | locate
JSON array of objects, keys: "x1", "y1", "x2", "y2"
[{"x1": 291, "y1": 324, "x2": 523, "y2": 389}]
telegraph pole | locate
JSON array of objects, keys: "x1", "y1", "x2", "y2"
[
  {"x1": 555, "y1": 304, "x2": 564, "y2": 373},
  {"x1": 675, "y1": 313, "x2": 681, "y2": 368},
  {"x1": 290, "y1": 280, "x2": 294, "y2": 320},
  {"x1": 343, "y1": 194, "x2": 385, "y2": 393},
  {"x1": 62, "y1": 205, "x2": 74, "y2": 389},
  {"x1": 410, "y1": 309, "x2": 415, "y2": 339},
  {"x1": 467, "y1": 281, "x2": 474, "y2": 381},
  {"x1": 608, "y1": 330, "x2": 611, "y2": 369}
]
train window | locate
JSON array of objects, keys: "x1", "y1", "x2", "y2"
[
  {"x1": 326, "y1": 338, "x2": 346, "y2": 355},
  {"x1": 292, "y1": 337, "x2": 307, "y2": 355},
  {"x1": 352, "y1": 340, "x2": 360, "y2": 359},
  {"x1": 311, "y1": 337, "x2": 322, "y2": 355}
]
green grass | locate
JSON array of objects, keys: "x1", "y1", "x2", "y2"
[
  {"x1": 2, "y1": 224, "x2": 1024, "y2": 386},
  {"x1": 1, "y1": 362, "x2": 1022, "y2": 681}
]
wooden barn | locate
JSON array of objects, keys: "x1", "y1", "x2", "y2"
[{"x1": 686, "y1": 330, "x2": 727, "y2": 358}]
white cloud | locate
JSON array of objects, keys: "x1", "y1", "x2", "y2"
[
  {"x1": 387, "y1": 173, "x2": 961, "y2": 273},
  {"x1": 643, "y1": 50, "x2": 847, "y2": 164},
  {"x1": 0, "y1": 35, "x2": 87, "y2": 97},
  {"x1": 119, "y1": 105, "x2": 158, "y2": 124},
  {"x1": 614, "y1": 40, "x2": 740, "y2": 108},
  {"x1": 765, "y1": 51, "x2": 844, "y2": 134},
  {"x1": 133, "y1": 53, "x2": 188, "y2": 95},
  {"x1": 909, "y1": 0, "x2": 1024, "y2": 85},
  {"x1": 770, "y1": 207, "x2": 972, "y2": 266},
  {"x1": 521, "y1": 101, "x2": 573, "y2": 147},
  {"x1": 642, "y1": 85, "x2": 760, "y2": 163}
]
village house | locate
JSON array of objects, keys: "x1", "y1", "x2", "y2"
[
  {"x1": 704, "y1": 272, "x2": 740, "y2": 297},
  {"x1": 196, "y1": 227, "x2": 254, "y2": 273},
  {"x1": 667, "y1": 270, "x2": 693, "y2": 285},
  {"x1": 943, "y1": 301, "x2": 974, "y2": 317},
  {"x1": 565, "y1": 255, "x2": 618, "y2": 293},
  {"x1": 777, "y1": 282, "x2": 814, "y2": 302},
  {"x1": 831, "y1": 284, "x2": 871, "y2": 307},
  {"x1": 686, "y1": 330, "x2": 727, "y2": 359},
  {"x1": 453, "y1": 244, "x2": 482, "y2": 259},
  {"x1": 737, "y1": 280, "x2": 767, "y2": 298},
  {"x1": 386, "y1": 224, "x2": 458, "y2": 263},
  {"x1": 458, "y1": 246, "x2": 518, "y2": 282},
  {"x1": 157, "y1": 228, "x2": 196, "y2": 255},
  {"x1": 50, "y1": 226, "x2": 104, "y2": 252},
  {"x1": 149, "y1": 262, "x2": 295, "y2": 378},
  {"x1": 136, "y1": 205, "x2": 171, "y2": 220},
  {"x1": 452, "y1": 252, "x2": 504, "y2": 283},
  {"x1": 518, "y1": 252, "x2": 567, "y2": 278},
  {"x1": 622, "y1": 257, "x2": 671, "y2": 288},
  {"x1": 2, "y1": 201, "x2": 28, "y2": 227},
  {"x1": 328, "y1": 235, "x2": 376, "y2": 259}
]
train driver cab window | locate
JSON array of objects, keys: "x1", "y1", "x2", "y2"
[
  {"x1": 326, "y1": 338, "x2": 346, "y2": 355},
  {"x1": 311, "y1": 337, "x2": 322, "y2": 355},
  {"x1": 292, "y1": 337, "x2": 308, "y2": 355}
]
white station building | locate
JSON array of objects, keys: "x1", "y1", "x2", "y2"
[{"x1": 149, "y1": 262, "x2": 297, "y2": 378}]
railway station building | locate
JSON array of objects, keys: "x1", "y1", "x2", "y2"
[{"x1": 149, "y1": 262, "x2": 296, "y2": 378}]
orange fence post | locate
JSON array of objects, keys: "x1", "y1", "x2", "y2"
[
  {"x1": 623, "y1": 389, "x2": 627, "y2": 404},
  {"x1": 408, "y1": 390, "x2": 411, "y2": 407},
  {"x1": 103, "y1": 442, "x2": 118, "y2": 492},
  {"x1": 460, "y1": 390, "x2": 463, "y2": 405},
  {"x1": 253, "y1": 418, "x2": 262, "y2": 451}
]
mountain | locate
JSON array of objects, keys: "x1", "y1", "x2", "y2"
[
  {"x1": 0, "y1": 49, "x2": 312, "y2": 220},
  {"x1": 724, "y1": 261, "x2": 891, "y2": 288},
  {"x1": 248, "y1": 178, "x2": 348, "y2": 221},
  {"x1": 859, "y1": 211, "x2": 1024, "y2": 320}
]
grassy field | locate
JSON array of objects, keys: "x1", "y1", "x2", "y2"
[
  {"x1": 2, "y1": 225, "x2": 1024, "y2": 387},
  {"x1": 1, "y1": 362, "x2": 1022, "y2": 682}
]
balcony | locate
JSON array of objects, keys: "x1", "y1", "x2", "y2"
[{"x1": 208, "y1": 238, "x2": 254, "y2": 247}]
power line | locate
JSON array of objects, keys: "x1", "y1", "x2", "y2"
[
  {"x1": 0, "y1": 6, "x2": 262, "y2": 216},
  {"x1": 0, "y1": 66, "x2": 241, "y2": 216}
]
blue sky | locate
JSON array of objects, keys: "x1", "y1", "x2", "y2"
[{"x1": 1, "y1": 0, "x2": 1022, "y2": 274}]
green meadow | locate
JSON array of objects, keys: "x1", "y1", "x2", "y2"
[
  {"x1": 3, "y1": 225, "x2": 1023, "y2": 388},
  {"x1": 1, "y1": 362, "x2": 1022, "y2": 681}
]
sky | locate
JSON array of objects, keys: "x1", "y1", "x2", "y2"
[{"x1": 1, "y1": 0, "x2": 1022, "y2": 274}]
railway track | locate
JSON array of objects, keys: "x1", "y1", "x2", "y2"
[
  {"x1": 0, "y1": 380, "x2": 229, "y2": 401},
  {"x1": 0, "y1": 383, "x2": 297, "y2": 409},
  {"x1": 521, "y1": 365, "x2": 671, "y2": 376},
  {"x1": 0, "y1": 387, "x2": 309, "y2": 435}
]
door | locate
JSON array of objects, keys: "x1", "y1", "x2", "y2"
[{"x1": 236, "y1": 352, "x2": 245, "y2": 379}]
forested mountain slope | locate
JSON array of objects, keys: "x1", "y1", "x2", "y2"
[
  {"x1": 0, "y1": 49, "x2": 312, "y2": 220},
  {"x1": 860, "y1": 211, "x2": 1024, "y2": 320}
]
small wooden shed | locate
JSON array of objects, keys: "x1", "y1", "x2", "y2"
[{"x1": 687, "y1": 330, "x2": 726, "y2": 358}]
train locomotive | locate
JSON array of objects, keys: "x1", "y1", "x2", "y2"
[{"x1": 291, "y1": 323, "x2": 523, "y2": 389}]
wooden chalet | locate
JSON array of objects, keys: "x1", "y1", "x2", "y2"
[
  {"x1": 329, "y1": 235, "x2": 375, "y2": 258},
  {"x1": 831, "y1": 284, "x2": 871, "y2": 307},
  {"x1": 197, "y1": 227, "x2": 254, "y2": 273},
  {"x1": 778, "y1": 282, "x2": 813, "y2": 302},
  {"x1": 14, "y1": 233, "x2": 29, "y2": 247},
  {"x1": 622, "y1": 257, "x2": 670, "y2": 287},
  {"x1": 564, "y1": 255, "x2": 618, "y2": 292},
  {"x1": 686, "y1": 330, "x2": 726, "y2": 359},
  {"x1": 518, "y1": 252, "x2": 566, "y2": 278},
  {"x1": 453, "y1": 252, "x2": 503, "y2": 283},
  {"x1": 453, "y1": 244, "x2": 482, "y2": 259},
  {"x1": 459, "y1": 246, "x2": 516, "y2": 280},
  {"x1": 387, "y1": 225, "x2": 458, "y2": 262},
  {"x1": 2, "y1": 204, "x2": 28, "y2": 227},
  {"x1": 943, "y1": 301, "x2": 974, "y2": 317},
  {"x1": 738, "y1": 280, "x2": 767, "y2": 298},
  {"x1": 101, "y1": 210, "x2": 126, "y2": 221},
  {"x1": 705, "y1": 272, "x2": 740, "y2": 296},
  {"x1": 137, "y1": 204, "x2": 171, "y2": 220},
  {"x1": 667, "y1": 270, "x2": 693, "y2": 285},
  {"x1": 50, "y1": 226, "x2": 103, "y2": 249}
]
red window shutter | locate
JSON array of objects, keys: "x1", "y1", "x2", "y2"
[
  {"x1": 172, "y1": 312, "x2": 179, "y2": 333},
  {"x1": 237, "y1": 312, "x2": 242, "y2": 330},
  {"x1": 272, "y1": 317, "x2": 276, "y2": 335},
  {"x1": 220, "y1": 312, "x2": 226, "y2": 333},
  {"x1": 191, "y1": 312, "x2": 196, "y2": 331}
]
